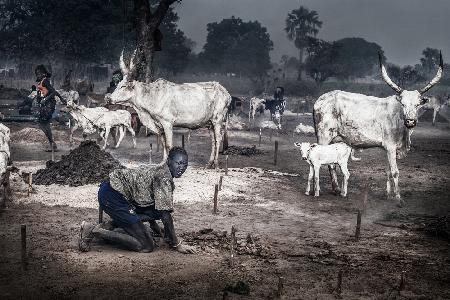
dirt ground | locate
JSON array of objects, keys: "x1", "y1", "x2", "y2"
[{"x1": 1, "y1": 113, "x2": 450, "y2": 299}]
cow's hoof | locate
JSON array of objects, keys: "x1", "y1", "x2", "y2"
[
  {"x1": 340, "y1": 193, "x2": 347, "y2": 197},
  {"x1": 314, "y1": 193, "x2": 320, "y2": 197},
  {"x1": 304, "y1": 192, "x2": 310, "y2": 196},
  {"x1": 205, "y1": 163, "x2": 214, "y2": 169}
]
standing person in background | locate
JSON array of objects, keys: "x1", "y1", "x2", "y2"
[{"x1": 34, "y1": 65, "x2": 64, "y2": 151}]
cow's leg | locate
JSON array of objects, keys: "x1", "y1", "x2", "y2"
[
  {"x1": 125, "y1": 125, "x2": 136, "y2": 148},
  {"x1": 313, "y1": 165, "x2": 321, "y2": 197},
  {"x1": 386, "y1": 148, "x2": 402, "y2": 205},
  {"x1": 432, "y1": 108, "x2": 439, "y2": 126},
  {"x1": 70, "y1": 122, "x2": 78, "y2": 146},
  {"x1": 114, "y1": 126, "x2": 126, "y2": 148},
  {"x1": 102, "y1": 127, "x2": 110, "y2": 150},
  {"x1": 212, "y1": 122, "x2": 222, "y2": 169},
  {"x1": 328, "y1": 165, "x2": 340, "y2": 194},
  {"x1": 161, "y1": 124, "x2": 173, "y2": 161},
  {"x1": 339, "y1": 161, "x2": 350, "y2": 197},
  {"x1": 306, "y1": 165, "x2": 313, "y2": 196}
]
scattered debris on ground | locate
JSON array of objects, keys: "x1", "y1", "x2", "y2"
[
  {"x1": 180, "y1": 228, "x2": 273, "y2": 257},
  {"x1": 34, "y1": 141, "x2": 122, "y2": 186},
  {"x1": 224, "y1": 281, "x2": 250, "y2": 295},
  {"x1": 423, "y1": 215, "x2": 450, "y2": 241},
  {"x1": 11, "y1": 127, "x2": 72, "y2": 144},
  {"x1": 223, "y1": 145, "x2": 264, "y2": 156}
]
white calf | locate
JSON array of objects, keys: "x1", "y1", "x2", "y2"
[
  {"x1": 294, "y1": 142, "x2": 353, "y2": 197},
  {"x1": 248, "y1": 97, "x2": 266, "y2": 121},
  {"x1": 64, "y1": 95, "x2": 136, "y2": 150},
  {"x1": 0, "y1": 124, "x2": 12, "y2": 205}
]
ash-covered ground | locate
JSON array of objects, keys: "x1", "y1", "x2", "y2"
[{"x1": 1, "y1": 113, "x2": 450, "y2": 299}]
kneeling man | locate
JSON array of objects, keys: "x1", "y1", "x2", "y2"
[{"x1": 78, "y1": 147, "x2": 195, "y2": 254}]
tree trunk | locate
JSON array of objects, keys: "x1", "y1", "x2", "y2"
[
  {"x1": 297, "y1": 48, "x2": 304, "y2": 81},
  {"x1": 132, "y1": 0, "x2": 176, "y2": 83}
]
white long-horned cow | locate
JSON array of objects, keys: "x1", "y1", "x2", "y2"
[
  {"x1": 107, "y1": 52, "x2": 232, "y2": 168},
  {"x1": 62, "y1": 90, "x2": 136, "y2": 150},
  {"x1": 313, "y1": 52, "x2": 443, "y2": 205}
]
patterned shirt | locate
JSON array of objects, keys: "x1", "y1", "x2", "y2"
[{"x1": 109, "y1": 163, "x2": 175, "y2": 211}]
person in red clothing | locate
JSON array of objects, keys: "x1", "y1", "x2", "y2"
[{"x1": 34, "y1": 65, "x2": 64, "y2": 151}]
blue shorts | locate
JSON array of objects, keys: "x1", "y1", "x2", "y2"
[{"x1": 98, "y1": 181, "x2": 140, "y2": 228}]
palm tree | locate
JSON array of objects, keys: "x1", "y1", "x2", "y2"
[{"x1": 285, "y1": 6, "x2": 322, "y2": 81}]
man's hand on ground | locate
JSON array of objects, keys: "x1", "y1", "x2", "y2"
[{"x1": 175, "y1": 242, "x2": 197, "y2": 254}]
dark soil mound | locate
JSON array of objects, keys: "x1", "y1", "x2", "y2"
[
  {"x1": 34, "y1": 141, "x2": 123, "y2": 186},
  {"x1": 223, "y1": 145, "x2": 264, "y2": 156}
]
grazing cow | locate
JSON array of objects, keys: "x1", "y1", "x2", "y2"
[
  {"x1": 294, "y1": 123, "x2": 315, "y2": 135},
  {"x1": 107, "y1": 52, "x2": 232, "y2": 168},
  {"x1": 295, "y1": 142, "x2": 353, "y2": 197},
  {"x1": 314, "y1": 52, "x2": 443, "y2": 204},
  {"x1": 249, "y1": 97, "x2": 266, "y2": 121},
  {"x1": 63, "y1": 92, "x2": 136, "y2": 150},
  {"x1": 418, "y1": 94, "x2": 450, "y2": 126}
]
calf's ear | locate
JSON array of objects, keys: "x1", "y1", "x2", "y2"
[
  {"x1": 294, "y1": 142, "x2": 301, "y2": 147},
  {"x1": 311, "y1": 143, "x2": 318, "y2": 148}
]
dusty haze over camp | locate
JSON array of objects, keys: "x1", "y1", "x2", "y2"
[{"x1": 175, "y1": 0, "x2": 450, "y2": 66}]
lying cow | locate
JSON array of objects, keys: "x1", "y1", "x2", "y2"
[
  {"x1": 64, "y1": 92, "x2": 136, "y2": 150},
  {"x1": 295, "y1": 142, "x2": 354, "y2": 197}
]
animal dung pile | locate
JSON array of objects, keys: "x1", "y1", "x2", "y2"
[
  {"x1": 223, "y1": 145, "x2": 264, "y2": 156},
  {"x1": 34, "y1": 141, "x2": 122, "y2": 186},
  {"x1": 180, "y1": 228, "x2": 273, "y2": 257}
]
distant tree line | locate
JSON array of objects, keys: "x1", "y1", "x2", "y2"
[{"x1": 0, "y1": 1, "x2": 447, "y2": 87}]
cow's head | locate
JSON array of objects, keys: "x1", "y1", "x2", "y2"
[
  {"x1": 380, "y1": 52, "x2": 443, "y2": 129},
  {"x1": 62, "y1": 90, "x2": 80, "y2": 109},
  {"x1": 294, "y1": 142, "x2": 314, "y2": 160},
  {"x1": 107, "y1": 51, "x2": 138, "y2": 106}
]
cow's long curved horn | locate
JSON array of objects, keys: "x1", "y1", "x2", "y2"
[
  {"x1": 129, "y1": 49, "x2": 137, "y2": 72},
  {"x1": 379, "y1": 52, "x2": 403, "y2": 94},
  {"x1": 119, "y1": 50, "x2": 129, "y2": 76},
  {"x1": 419, "y1": 51, "x2": 444, "y2": 94}
]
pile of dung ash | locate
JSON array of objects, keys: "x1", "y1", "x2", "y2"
[
  {"x1": 223, "y1": 145, "x2": 264, "y2": 156},
  {"x1": 34, "y1": 141, "x2": 122, "y2": 186}
]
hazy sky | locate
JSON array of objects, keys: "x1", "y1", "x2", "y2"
[{"x1": 174, "y1": 0, "x2": 450, "y2": 66}]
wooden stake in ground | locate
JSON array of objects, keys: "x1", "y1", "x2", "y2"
[
  {"x1": 229, "y1": 225, "x2": 237, "y2": 267},
  {"x1": 277, "y1": 276, "x2": 284, "y2": 297},
  {"x1": 399, "y1": 271, "x2": 406, "y2": 291},
  {"x1": 213, "y1": 184, "x2": 219, "y2": 214},
  {"x1": 336, "y1": 269, "x2": 343, "y2": 298},
  {"x1": 27, "y1": 173, "x2": 33, "y2": 197},
  {"x1": 99, "y1": 207, "x2": 104, "y2": 224},
  {"x1": 274, "y1": 141, "x2": 279, "y2": 165},
  {"x1": 21, "y1": 224, "x2": 27, "y2": 270},
  {"x1": 225, "y1": 155, "x2": 229, "y2": 175},
  {"x1": 218, "y1": 175, "x2": 223, "y2": 191},
  {"x1": 149, "y1": 143, "x2": 152, "y2": 164},
  {"x1": 259, "y1": 128, "x2": 262, "y2": 146},
  {"x1": 187, "y1": 129, "x2": 191, "y2": 144},
  {"x1": 355, "y1": 210, "x2": 362, "y2": 241},
  {"x1": 181, "y1": 134, "x2": 185, "y2": 149}
]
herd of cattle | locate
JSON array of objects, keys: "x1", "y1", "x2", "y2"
[{"x1": 0, "y1": 51, "x2": 448, "y2": 207}]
